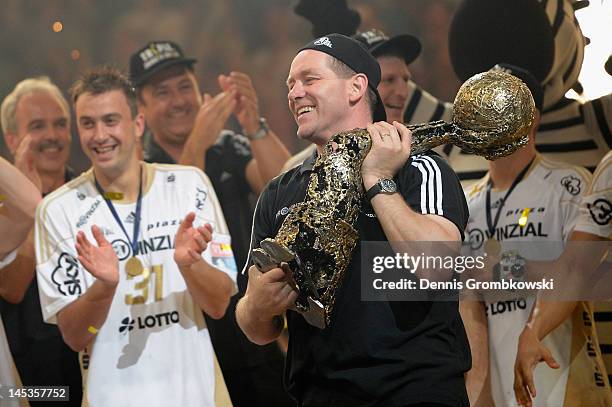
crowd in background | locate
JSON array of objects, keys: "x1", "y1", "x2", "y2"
[{"x1": 0, "y1": 0, "x2": 459, "y2": 166}]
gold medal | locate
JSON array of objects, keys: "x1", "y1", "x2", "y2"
[
  {"x1": 484, "y1": 238, "x2": 501, "y2": 256},
  {"x1": 125, "y1": 257, "x2": 144, "y2": 277}
]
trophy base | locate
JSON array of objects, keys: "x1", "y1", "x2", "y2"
[{"x1": 252, "y1": 239, "x2": 328, "y2": 329}]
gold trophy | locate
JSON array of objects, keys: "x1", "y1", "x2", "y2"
[{"x1": 252, "y1": 70, "x2": 535, "y2": 329}]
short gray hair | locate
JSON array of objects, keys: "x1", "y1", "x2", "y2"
[{"x1": 1, "y1": 76, "x2": 70, "y2": 135}]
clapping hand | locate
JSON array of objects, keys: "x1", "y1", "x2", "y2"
[
  {"x1": 174, "y1": 212, "x2": 213, "y2": 268},
  {"x1": 75, "y1": 225, "x2": 119, "y2": 288}
]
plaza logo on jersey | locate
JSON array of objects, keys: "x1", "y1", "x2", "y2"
[
  {"x1": 485, "y1": 298, "x2": 527, "y2": 316},
  {"x1": 195, "y1": 187, "x2": 207, "y2": 210},
  {"x1": 76, "y1": 199, "x2": 101, "y2": 228},
  {"x1": 51, "y1": 252, "x2": 82, "y2": 296},
  {"x1": 588, "y1": 198, "x2": 612, "y2": 226},
  {"x1": 560, "y1": 175, "x2": 581, "y2": 196},
  {"x1": 314, "y1": 36, "x2": 333, "y2": 48},
  {"x1": 118, "y1": 311, "x2": 180, "y2": 334},
  {"x1": 504, "y1": 207, "x2": 545, "y2": 217},
  {"x1": 76, "y1": 191, "x2": 86, "y2": 201},
  {"x1": 146, "y1": 219, "x2": 181, "y2": 232}
]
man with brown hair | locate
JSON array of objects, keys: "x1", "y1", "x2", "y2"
[{"x1": 35, "y1": 66, "x2": 235, "y2": 406}]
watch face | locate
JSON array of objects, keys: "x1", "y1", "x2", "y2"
[{"x1": 380, "y1": 179, "x2": 397, "y2": 193}]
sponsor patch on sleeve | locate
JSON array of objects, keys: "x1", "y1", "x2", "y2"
[{"x1": 210, "y1": 240, "x2": 237, "y2": 274}]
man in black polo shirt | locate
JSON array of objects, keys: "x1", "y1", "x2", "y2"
[
  {"x1": 130, "y1": 41, "x2": 293, "y2": 407},
  {"x1": 237, "y1": 34, "x2": 471, "y2": 407}
]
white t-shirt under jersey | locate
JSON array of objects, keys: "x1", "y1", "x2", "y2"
[
  {"x1": 35, "y1": 163, "x2": 237, "y2": 407},
  {"x1": 465, "y1": 154, "x2": 610, "y2": 406}
]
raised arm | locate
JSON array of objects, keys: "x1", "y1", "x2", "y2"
[
  {"x1": 362, "y1": 121, "x2": 462, "y2": 244},
  {"x1": 219, "y1": 72, "x2": 290, "y2": 193},
  {"x1": 174, "y1": 212, "x2": 234, "y2": 319},
  {"x1": 0, "y1": 154, "x2": 41, "y2": 258},
  {"x1": 57, "y1": 226, "x2": 119, "y2": 352}
]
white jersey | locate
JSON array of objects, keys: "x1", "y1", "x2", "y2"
[
  {"x1": 465, "y1": 154, "x2": 610, "y2": 406},
  {"x1": 574, "y1": 150, "x2": 612, "y2": 389},
  {"x1": 35, "y1": 163, "x2": 237, "y2": 407},
  {"x1": 574, "y1": 150, "x2": 612, "y2": 239}
]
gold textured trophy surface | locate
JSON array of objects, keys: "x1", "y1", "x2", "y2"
[{"x1": 252, "y1": 70, "x2": 535, "y2": 329}]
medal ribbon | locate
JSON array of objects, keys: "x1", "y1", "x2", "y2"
[
  {"x1": 485, "y1": 158, "x2": 534, "y2": 239},
  {"x1": 94, "y1": 166, "x2": 143, "y2": 258}
]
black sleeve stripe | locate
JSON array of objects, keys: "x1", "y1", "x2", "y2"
[
  {"x1": 562, "y1": 46, "x2": 579, "y2": 82},
  {"x1": 538, "y1": 116, "x2": 584, "y2": 131},
  {"x1": 592, "y1": 98, "x2": 612, "y2": 148},
  {"x1": 403, "y1": 87, "x2": 423, "y2": 123},
  {"x1": 536, "y1": 139, "x2": 598, "y2": 153},
  {"x1": 429, "y1": 102, "x2": 446, "y2": 122},
  {"x1": 542, "y1": 97, "x2": 574, "y2": 114},
  {"x1": 551, "y1": 0, "x2": 565, "y2": 36},
  {"x1": 411, "y1": 156, "x2": 444, "y2": 216}
]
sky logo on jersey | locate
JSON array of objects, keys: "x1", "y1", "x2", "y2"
[
  {"x1": 118, "y1": 311, "x2": 180, "y2": 334},
  {"x1": 560, "y1": 175, "x2": 582, "y2": 196},
  {"x1": 195, "y1": 187, "x2": 207, "y2": 210},
  {"x1": 51, "y1": 252, "x2": 82, "y2": 296}
]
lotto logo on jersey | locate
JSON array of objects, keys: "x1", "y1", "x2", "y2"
[
  {"x1": 485, "y1": 298, "x2": 527, "y2": 316},
  {"x1": 118, "y1": 311, "x2": 180, "y2": 334}
]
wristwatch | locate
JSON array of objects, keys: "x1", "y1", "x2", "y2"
[
  {"x1": 244, "y1": 117, "x2": 270, "y2": 140},
  {"x1": 365, "y1": 178, "x2": 397, "y2": 201}
]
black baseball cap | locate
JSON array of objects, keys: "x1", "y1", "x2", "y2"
[
  {"x1": 129, "y1": 41, "x2": 196, "y2": 87},
  {"x1": 353, "y1": 29, "x2": 421, "y2": 65},
  {"x1": 491, "y1": 63, "x2": 544, "y2": 112},
  {"x1": 299, "y1": 33, "x2": 387, "y2": 122}
]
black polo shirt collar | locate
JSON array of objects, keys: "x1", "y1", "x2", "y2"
[
  {"x1": 143, "y1": 131, "x2": 175, "y2": 164},
  {"x1": 298, "y1": 149, "x2": 318, "y2": 175}
]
